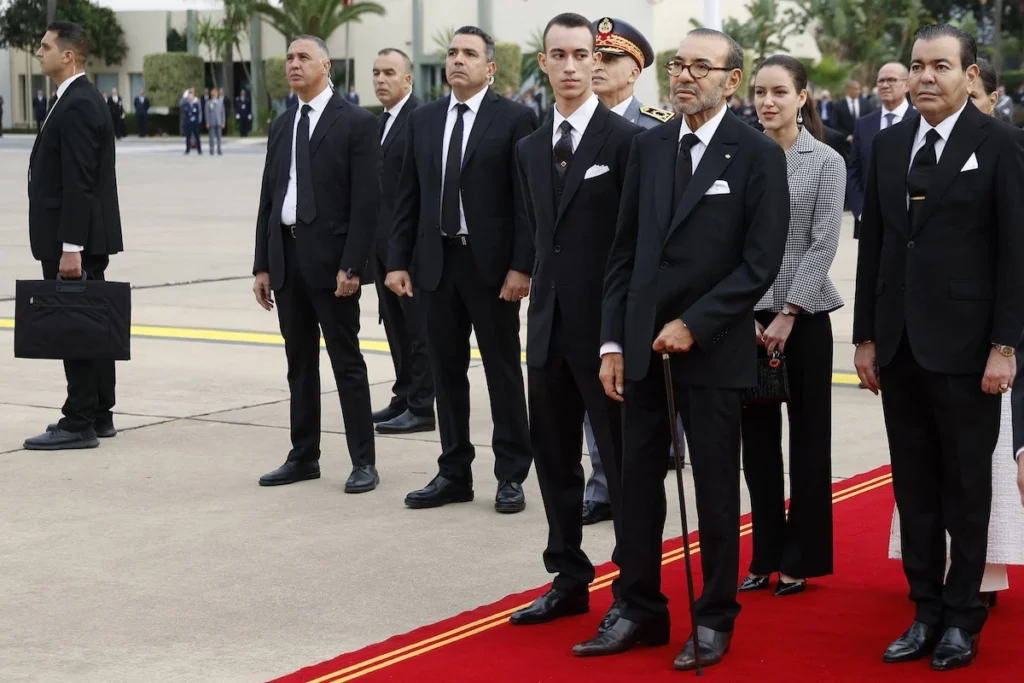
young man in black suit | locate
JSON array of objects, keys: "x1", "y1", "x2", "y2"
[
  {"x1": 252, "y1": 35, "x2": 381, "y2": 494},
  {"x1": 507, "y1": 12, "x2": 641, "y2": 630},
  {"x1": 854, "y1": 24, "x2": 1024, "y2": 671},
  {"x1": 24, "y1": 22, "x2": 124, "y2": 451},
  {"x1": 576, "y1": 28, "x2": 790, "y2": 671},
  {"x1": 369, "y1": 48, "x2": 434, "y2": 436},
  {"x1": 386, "y1": 26, "x2": 538, "y2": 514}
]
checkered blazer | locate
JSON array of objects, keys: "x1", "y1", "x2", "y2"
[{"x1": 756, "y1": 126, "x2": 845, "y2": 314}]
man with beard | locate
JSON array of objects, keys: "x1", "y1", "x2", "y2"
[{"x1": 573, "y1": 28, "x2": 789, "y2": 671}]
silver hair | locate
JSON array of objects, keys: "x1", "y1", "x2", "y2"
[{"x1": 291, "y1": 34, "x2": 331, "y2": 61}]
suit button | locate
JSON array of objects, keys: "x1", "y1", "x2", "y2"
[
  {"x1": 550, "y1": 282, "x2": 555, "y2": 289},
  {"x1": 660, "y1": 262, "x2": 668, "y2": 269},
  {"x1": 907, "y1": 241, "x2": 915, "y2": 248},
  {"x1": 554, "y1": 245, "x2": 561, "y2": 253}
]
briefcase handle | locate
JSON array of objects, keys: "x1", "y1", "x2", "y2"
[{"x1": 56, "y1": 271, "x2": 88, "y2": 294}]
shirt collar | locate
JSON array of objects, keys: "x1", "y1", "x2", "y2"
[
  {"x1": 449, "y1": 86, "x2": 489, "y2": 114},
  {"x1": 883, "y1": 98, "x2": 910, "y2": 118},
  {"x1": 916, "y1": 98, "x2": 969, "y2": 144},
  {"x1": 678, "y1": 102, "x2": 728, "y2": 146},
  {"x1": 56, "y1": 71, "x2": 86, "y2": 99},
  {"x1": 299, "y1": 85, "x2": 334, "y2": 113},
  {"x1": 610, "y1": 95, "x2": 634, "y2": 117},
  {"x1": 553, "y1": 93, "x2": 600, "y2": 136},
  {"x1": 386, "y1": 91, "x2": 412, "y2": 117}
]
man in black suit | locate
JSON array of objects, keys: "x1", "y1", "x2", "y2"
[
  {"x1": 386, "y1": 26, "x2": 538, "y2": 514},
  {"x1": 134, "y1": 90, "x2": 150, "y2": 137},
  {"x1": 853, "y1": 25, "x2": 1024, "y2": 671},
  {"x1": 252, "y1": 35, "x2": 381, "y2": 494},
  {"x1": 507, "y1": 12, "x2": 641, "y2": 629},
  {"x1": 835, "y1": 79, "x2": 873, "y2": 139},
  {"x1": 369, "y1": 48, "x2": 434, "y2": 435},
  {"x1": 575, "y1": 28, "x2": 789, "y2": 671},
  {"x1": 33, "y1": 89, "x2": 48, "y2": 131},
  {"x1": 23, "y1": 22, "x2": 124, "y2": 451},
  {"x1": 848, "y1": 63, "x2": 916, "y2": 238}
]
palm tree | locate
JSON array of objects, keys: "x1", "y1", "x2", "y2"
[{"x1": 252, "y1": 0, "x2": 386, "y2": 42}]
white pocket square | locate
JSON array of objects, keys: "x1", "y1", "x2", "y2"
[
  {"x1": 584, "y1": 164, "x2": 610, "y2": 179},
  {"x1": 960, "y1": 153, "x2": 979, "y2": 172},
  {"x1": 704, "y1": 180, "x2": 731, "y2": 195}
]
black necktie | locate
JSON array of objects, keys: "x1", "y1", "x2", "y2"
[
  {"x1": 553, "y1": 120, "x2": 574, "y2": 178},
  {"x1": 907, "y1": 128, "x2": 940, "y2": 224},
  {"x1": 441, "y1": 103, "x2": 468, "y2": 237},
  {"x1": 674, "y1": 133, "x2": 701, "y2": 206},
  {"x1": 379, "y1": 111, "x2": 390, "y2": 141},
  {"x1": 296, "y1": 104, "x2": 316, "y2": 225}
]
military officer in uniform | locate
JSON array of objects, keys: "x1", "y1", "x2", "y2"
[{"x1": 581, "y1": 16, "x2": 681, "y2": 526}]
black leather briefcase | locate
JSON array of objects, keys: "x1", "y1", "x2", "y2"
[{"x1": 14, "y1": 274, "x2": 131, "y2": 361}]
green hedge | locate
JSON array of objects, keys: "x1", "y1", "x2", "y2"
[
  {"x1": 264, "y1": 57, "x2": 290, "y2": 101},
  {"x1": 122, "y1": 112, "x2": 180, "y2": 136},
  {"x1": 657, "y1": 49, "x2": 675, "y2": 100},
  {"x1": 1001, "y1": 69, "x2": 1024, "y2": 94},
  {"x1": 494, "y1": 42, "x2": 522, "y2": 93},
  {"x1": 143, "y1": 53, "x2": 205, "y2": 108}
]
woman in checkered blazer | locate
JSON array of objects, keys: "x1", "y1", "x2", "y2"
[{"x1": 737, "y1": 55, "x2": 846, "y2": 597}]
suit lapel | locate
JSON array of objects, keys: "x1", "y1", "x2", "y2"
[
  {"x1": 309, "y1": 92, "x2": 343, "y2": 157},
  {"x1": 912, "y1": 103, "x2": 987, "y2": 233},
  {"x1": 430, "y1": 96, "x2": 449, "y2": 177},
  {"x1": 276, "y1": 108, "x2": 298, "y2": 215},
  {"x1": 532, "y1": 118, "x2": 556, "y2": 226},
  {"x1": 30, "y1": 77, "x2": 82, "y2": 165},
  {"x1": 654, "y1": 119, "x2": 681, "y2": 231},
  {"x1": 381, "y1": 97, "x2": 415, "y2": 156},
  {"x1": 556, "y1": 104, "x2": 611, "y2": 226},
  {"x1": 462, "y1": 89, "x2": 500, "y2": 167},
  {"x1": 786, "y1": 127, "x2": 815, "y2": 179},
  {"x1": 665, "y1": 112, "x2": 739, "y2": 243}
]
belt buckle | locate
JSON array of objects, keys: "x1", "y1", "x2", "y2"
[
  {"x1": 454, "y1": 235, "x2": 468, "y2": 246},
  {"x1": 288, "y1": 225, "x2": 296, "y2": 238}
]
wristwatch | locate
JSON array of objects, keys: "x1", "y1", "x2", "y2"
[
  {"x1": 780, "y1": 305, "x2": 797, "y2": 316},
  {"x1": 992, "y1": 343, "x2": 1016, "y2": 357}
]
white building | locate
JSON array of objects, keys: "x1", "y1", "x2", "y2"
[{"x1": 3, "y1": 0, "x2": 818, "y2": 129}]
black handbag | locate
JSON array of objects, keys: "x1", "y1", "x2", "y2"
[
  {"x1": 14, "y1": 273, "x2": 131, "y2": 361},
  {"x1": 742, "y1": 350, "x2": 790, "y2": 405}
]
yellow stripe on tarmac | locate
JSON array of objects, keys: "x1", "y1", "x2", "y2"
[{"x1": 0, "y1": 317, "x2": 862, "y2": 385}]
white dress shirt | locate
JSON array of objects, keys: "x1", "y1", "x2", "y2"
[
  {"x1": 440, "y1": 87, "x2": 489, "y2": 236},
  {"x1": 880, "y1": 98, "x2": 910, "y2": 130},
  {"x1": 846, "y1": 96, "x2": 860, "y2": 119},
  {"x1": 906, "y1": 98, "x2": 969, "y2": 208},
  {"x1": 610, "y1": 95, "x2": 634, "y2": 118},
  {"x1": 47, "y1": 72, "x2": 87, "y2": 253},
  {"x1": 551, "y1": 93, "x2": 600, "y2": 151},
  {"x1": 280, "y1": 85, "x2": 334, "y2": 226},
  {"x1": 381, "y1": 91, "x2": 412, "y2": 143},
  {"x1": 600, "y1": 103, "x2": 729, "y2": 358}
]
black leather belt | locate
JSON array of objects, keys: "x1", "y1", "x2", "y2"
[
  {"x1": 444, "y1": 234, "x2": 470, "y2": 246},
  {"x1": 282, "y1": 223, "x2": 296, "y2": 237}
]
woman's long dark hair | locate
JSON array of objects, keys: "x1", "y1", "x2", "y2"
[
  {"x1": 755, "y1": 54, "x2": 824, "y2": 142},
  {"x1": 976, "y1": 57, "x2": 998, "y2": 96}
]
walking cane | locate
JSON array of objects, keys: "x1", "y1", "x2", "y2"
[{"x1": 661, "y1": 352, "x2": 703, "y2": 675}]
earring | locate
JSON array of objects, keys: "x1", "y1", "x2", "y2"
[{"x1": 797, "y1": 111, "x2": 803, "y2": 125}]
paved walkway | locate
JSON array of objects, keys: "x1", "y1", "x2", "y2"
[{"x1": 0, "y1": 137, "x2": 890, "y2": 682}]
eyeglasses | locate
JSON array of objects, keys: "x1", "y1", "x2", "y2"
[
  {"x1": 664, "y1": 60, "x2": 733, "y2": 79},
  {"x1": 876, "y1": 77, "x2": 906, "y2": 86}
]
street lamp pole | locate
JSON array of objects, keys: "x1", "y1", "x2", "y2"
[{"x1": 704, "y1": 0, "x2": 722, "y2": 31}]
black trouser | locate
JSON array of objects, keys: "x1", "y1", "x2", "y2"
[
  {"x1": 741, "y1": 311, "x2": 834, "y2": 579},
  {"x1": 879, "y1": 335, "x2": 997, "y2": 634},
  {"x1": 41, "y1": 255, "x2": 116, "y2": 432},
  {"x1": 373, "y1": 248, "x2": 434, "y2": 417},
  {"x1": 619, "y1": 352, "x2": 743, "y2": 632},
  {"x1": 137, "y1": 115, "x2": 147, "y2": 137},
  {"x1": 275, "y1": 229, "x2": 375, "y2": 468},
  {"x1": 239, "y1": 119, "x2": 251, "y2": 137},
  {"x1": 528, "y1": 304, "x2": 623, "y2": 595},
  {"x1": 417, "y1": 241, "x2": 532, "y2": 485},
  {"x1": 185, "y1": 125, "x2": 201, "y2": 153}
]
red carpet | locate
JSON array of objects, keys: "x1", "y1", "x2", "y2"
[{"x1": 271, "y1": 466, "x2": 1023, "y2": 683}]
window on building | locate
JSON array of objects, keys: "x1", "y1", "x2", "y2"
[
  {"x1": 94, "y1": 73, "x2": 119, "y2": 98},
  {"x1": 330, "y1": 58, "x2": 355, "y2": 90},
  {"x1": 129, "y1": 73, "x2": 145, "y2": 108}
]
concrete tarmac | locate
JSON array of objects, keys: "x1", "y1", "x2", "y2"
[{"x1": 0, "y1": 134, "x2": 890, "y2": 682}]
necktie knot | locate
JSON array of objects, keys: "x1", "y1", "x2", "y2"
[
  {"x1": 301, "y1": 104, "x2": 312, "y2": 118},
  {"x1": 884, "y1": 113, "x2": 895, "y2": 126},
  {"x1": 679, "y1": 133, "x2": 700, "y2": 153},
  {"x1": 925, "y1": 129, "x2": 941, "y2": 146},
  {"x1": 454, "y1": 103, "x2": 468, "y2": 117},
  {"x1": 558, "y1": 120, "x2": 573, "y2": 136}
]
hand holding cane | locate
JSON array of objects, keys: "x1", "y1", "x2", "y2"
[{"x1": 661, "y1": 352, "x2": 703, "y2": 675}]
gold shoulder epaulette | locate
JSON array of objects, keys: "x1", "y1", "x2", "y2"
[{"x1": 640, "y1": 105, "x2": 674, "y2": 123}]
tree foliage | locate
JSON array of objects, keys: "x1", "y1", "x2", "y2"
[
  {"x1": 263, "y1": 56, "x2": 290, "y2": 100},
  {"x1": 252, "y1": 0, "x2": 385, "y2": 42},
  {"x1": 493, "y1": 42, "x2": 521, "y2": 93},
  {"x1": 142, "y1": 53, "x2": 205, "y2": 108},
  {"x1": 0, "y1": 0, "x2": 128, "y2": 66},
  {"x1": 722, "y1": 0, "x2": 796, "y2": 66}
]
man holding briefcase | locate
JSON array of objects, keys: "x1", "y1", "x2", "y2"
[{"x1": 23, "y1": 22, "x2": 123, "y2": 451}]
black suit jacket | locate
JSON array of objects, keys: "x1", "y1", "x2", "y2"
[
  {"x1": 602, "y1": 109, "x2": 791, "y2": 386},
  {"x1": 253, "y1": 89, "x2": 381, "y2": 291},
  {"x1": 28, "y1": 76, "x2": 123, "y2": 261},
  {"x1": 374, "y1": 95, "x2": 422, "y2": 272},
  {"x1": 388, "y1": 88, "x2": 539, "y2": 291},
  {"x1": 835, "y1": 96, "x2": 873, "y2": 137},
  {"x1": 853, "y1": 101, "x2": 1024, "y2": 373},
  {"x1": 847, "y1": 105, "x2": 918, "y2": 218},
  {"x1": 517, "y1": 102, "x2": 641, "y2": 369},
  {"x1": 823, "y1": 124, "x2": 850, "y2": 160}
]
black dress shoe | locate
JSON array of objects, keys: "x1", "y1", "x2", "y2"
[
  {"x1": 981, "y1": 591, "x2": 998, "y2": 608},
  {"x1": 582, "y1": 500, "x2": 613, "y2": 526},
  {"x1": 597, "y1": 600, "x2": 624, "y2": 634},
  {"x1": 405, "y1": 475, "x2": 474, "y2": 509},
  {"x1": 510, "y1": 588, "x2": 589, "y2": 625},
  {"x1": 931, "y1": 627, "x2": 978, "y2": 671},
  {"x1": 375, "y1": 410, "x2": 436, "y2": 435},
  {"x1": 674, "y1": 625, "x2": 732, "y2": 671},
  {"x1": 49, "y1": 420, "x2": 116, "y2": 438},
  {"x1": 495, "y1": 480, "x2": 525, "y2": 513},
  {"x1": 259, "y1": 461, "x2": 321, "y2": 487},
  {"x1": 774, "y1": 579, "x2": 806, "y2": 596},
  {"x1": 25, "y1": 427, "x2": 100, "y2": 451},
  {"x1": 738, "y1": 575, "x2": 771, "y2": 592},
  {"x1": 883, "y1": 621, "x2": 941, "y2": 663},
  {"x1": 572, "y1": 616, "x2": 670, "y2": 657},
  {"x1": 344, "y1": 465, "x2": 379, "y2": 494},
  {"x1": 371, "y1": 404, "x2": 405, "y2": 424}
]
